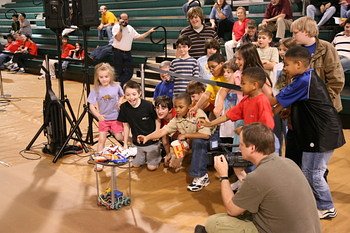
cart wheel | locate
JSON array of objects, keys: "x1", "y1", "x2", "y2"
[
  {"x1": 123, "y1": 197, "x2": 131, "y2": 206},
  {"x1": 116, "y1": 203, "x2": 122, "y2": 209}
]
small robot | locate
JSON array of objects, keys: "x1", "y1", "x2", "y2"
[{"x1": 97, "y1": 188, "x2": 131, "y2": 210}]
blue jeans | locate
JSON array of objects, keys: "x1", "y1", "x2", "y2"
[
  {"x1": 340, "y1": 55, "x2": 350, "y2": 72},
  {"x1": 302, "y1": 150, "x2": 334, "y2": 210},
  {"x1": 98, "y1": 26, "x2": 113, "y2": 41},
  {"x1": 341, "y1": 5, "x2": 350, "y2": 18},
  {"x1": 306, "y1": 5, "x2": 336, "y2": 26},
  {"x1": 190, "y1": 129, "x2": 219, "y2": 177}
]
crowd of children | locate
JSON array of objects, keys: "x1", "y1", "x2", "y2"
[{"x1": 85, "y1": 5, "x2": 347, "y2": 221}]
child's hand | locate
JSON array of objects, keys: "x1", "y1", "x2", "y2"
[
  {"x1": 177, "y1": 134, "x2": 186, "y2": 141},
  {"x1": 97, "y1": 114, "x2": 105, "y2": 121},
  {"x1": 164, "y1": 153, "x2": 172, "y2": 167},
  {"x1": 188, "y1": 106, "x2": 198, "y2": 117},
  {"x1": 137, "y1": 135, "x2": 148, "y2": 144},
  {"x1": 169, "y1": 156, "x2": 183, "y2": 169},
  {"x1": 234, "y1": 126, "x2": 243, "y2": 135},
  {"x1": 198, "y1": 118, "x2": 211, "y2": 127}
]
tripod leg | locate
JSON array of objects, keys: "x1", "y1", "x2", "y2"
[
  {"x1": 60, "y1": 104, "x2": 89, "y2": 153},
  {"x1": 25, "y1": 124, "x2": 47, "y2": 150},
  {"x1": 53, "y1": 107, "x2": 88, "y2": 163}
]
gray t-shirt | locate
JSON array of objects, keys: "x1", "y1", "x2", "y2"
[
  {"x1": 87, "y1": 83, "x2": 124, "y2": 121},
  {"x1": 234, "y1": 154, "x2": 321, "y2": 233}
]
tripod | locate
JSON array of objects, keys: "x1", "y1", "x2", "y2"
[
  {"x1": 26, "y1": 54, "x2": 89, "y2": 159},
  {"x1": 52, "y1": 26, "x2": 96, "y2": 162}
]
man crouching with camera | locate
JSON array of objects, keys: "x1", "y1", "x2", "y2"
[
  {"x1": 194, "y1": 123, "x2": 321, "y2": 233},
  {"x1": 112, "y1": 13, "x2": 155, "y2": 87}
]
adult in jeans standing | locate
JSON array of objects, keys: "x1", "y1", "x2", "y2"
[
  {"x1": 111, "y1": 13, "x2": 155, "y2": 87},
  {"x1": 195, "y1": 123, "x2": 321, "y2": 233}
]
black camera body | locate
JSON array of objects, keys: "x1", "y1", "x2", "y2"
[
  {"x1": 208, "y1": 142, "x2": 252, "y2": 167},
  {"x1": 221, "y1": 151, "x2": 252, "y2": 167}
]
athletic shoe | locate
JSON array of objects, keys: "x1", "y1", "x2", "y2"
[
  {"x1": 318, "y1": 208, "x2": 337, "y2": 219},
  {"x1": 38, "y1": 75, "x2": 45, "y2": 80},
  {"x1": 10, "y1": 66, "x2": 19, "y2": 72},
  {"x1": 187, "y1": 173, "x2": 210, "y2": 192},
  {"x1": 230, "y1": 180, "x2": 242, "y2": 192},
  {"x1": 17, "y1": 68, "x2": 25, "y2": 73}
]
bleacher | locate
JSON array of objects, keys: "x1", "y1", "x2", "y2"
[{"x1": 0, "y1": 0, "x2": 348, "y2": 126}]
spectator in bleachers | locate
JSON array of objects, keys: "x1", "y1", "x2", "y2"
[
  {"x1": 170, "y1": 35, "x2": 199, "y2": 95},
  {"x1": 182, "y1": 0, "x2": 204, "y2": 16},
  {"x1": 237, "y1": 19, "x2": 258, "y2": 47},
  {"x1": 111, "y1": 13, "x2": 155, "y2": 87},
  {"x1": 153, "y1": 61, "x2": 174, "y2": 100},
  {"x1": 291, "y1": 16, "x2": 345, "y2": 112},
  {"x1": 209, "y1": 0, "x2": 234, "y2": 41},
  {"x1": 38, "y1": 35, "x2": 75, "y2": 79},
  {"x1": 197, "y1": 38, "x2": 221, "y2": 80},
  {"x1": 18, "y1": 13, "x2": 32, "y2": 37},
  {"x1": 259, "y1": 0, "x2": 293, "y2": 40},
  {"x1": 10, "y1": 13, "x2": 20, "y2": 34},
  {"x1": 180, "y1": 7, "x2": 219, "y2": 59},
  {"x1": 0, "y1": 33, "x2": 22, "y2": 70},
  {"x1": 224, "y1": 7, "x2": 250, "y2": 60},
  {"x1": 257, "y1": 29, "x2": 279, "y2": 79},
  {"x1": 340, "y1": 0, "x2": 350, "y2": 19},
  {"x1": 9, "y1": 34, "x2": 37, "y2": 73},
  {"x1": 306, "y1": 0, "x2": 337, "y2": 27},
  {"x1": 332, "y1": 17, "x2": 350, "y2": 72},
  {"x1": 97, "y1": 5, "x2": 118, "y2": 42}
]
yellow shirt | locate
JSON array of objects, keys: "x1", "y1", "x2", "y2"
[
  {"x1": 101, "y1": 11, "x2": 118, "y2": 25},
  {"x1": 205, "y1": 75, "x2": 226, "y2": 105}
]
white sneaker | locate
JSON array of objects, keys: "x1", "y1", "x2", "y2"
[
  {"x1": 230, "y1": 180, "x2": 242, "y2": 191},
  {"x1": 187, "y1": 173, "x2": 210, "y2": 192},
  {"x1": 318, "y1": 208, "x2": 337, "y2": 219}
]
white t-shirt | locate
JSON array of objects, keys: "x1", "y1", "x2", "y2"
[{"x1": 111, "y1": 24, "x2": 140, "y2": 51}]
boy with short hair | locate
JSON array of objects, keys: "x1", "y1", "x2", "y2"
[
  {"x1": 200, "y1": 67, "x2": 276, "y2": 190},
  {"x1": 153, "y1": 61, "x2": 174, "y2": 100},
  {"x1": 186, "y1": 81, "x2": 211, "y2": 114},
  {"x1": 197, "y1": 38, "x2": 221, "y2": 80},
  {"x1": 154, "y1": 96, "x2": 176, "y2": 158},
  {"x1": 270, "y1": 45, "x2": 345, "y2": 219},
  {"x1": 189, "y1": 53, "x2": 226, "y2": 117},
  {"x1": 171, "y1": 35, "x2": 199, "y2": 95},
  {"x1": 138, "y1": 93, "x2": 215, "y2": 192},
  {"x1": 256, "y1": 29, "x2": 279, "y2": 78},
  {"x1": 117, "y1": 80, "x2": 161, "y2": 171}
]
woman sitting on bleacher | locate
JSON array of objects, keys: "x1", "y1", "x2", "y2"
[
  {"x1": 9, "y1": 34, "x2": 37, "y2": 73},
  {"x1": 38, "y1": 35, "x2": 75, "y2": 80},
  {"x1": 0, "y1": 33, "x2": 22, "y2": 70},
  {"x1": 209, "y1": 0, "x2": 234, "y2": 41}
]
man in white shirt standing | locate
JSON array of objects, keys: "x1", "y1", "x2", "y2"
[{"x1": 111, "y1": 13, "x2": 155, "y2": 87}]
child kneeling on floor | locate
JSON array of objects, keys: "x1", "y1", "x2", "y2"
[{"x1": 138, "y1": 93, "x2": 216, "y2": 192}]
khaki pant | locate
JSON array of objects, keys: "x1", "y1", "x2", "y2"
[
  {"x1": 205, "y1": 213, "x2": 258, "y2": 233},
  {"x1": 259, "y1": 18, "x2": 293, "y2": 39}
]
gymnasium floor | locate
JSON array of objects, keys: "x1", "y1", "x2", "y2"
[{"x1": 0, "y1": 71, "x2": 349, "y2": 233}]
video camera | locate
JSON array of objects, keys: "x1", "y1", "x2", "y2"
[
  {"x1": 209, "y1": 142, "x2": 252, "y2": 167},
  {"x1": 119, "y1": 20, "x2": 128, "y2": 27}
]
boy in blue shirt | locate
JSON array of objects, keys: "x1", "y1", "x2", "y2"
[
  {"x1": 270, "y1": 46, "x2": 345, "y2": 219},
  {"x1": 153, "y1": 61, "x2": 174, "y2": 100}
]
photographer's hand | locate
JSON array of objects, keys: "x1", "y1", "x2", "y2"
[{"x1": 214, "y1": 155, "x2": 228, "y2": 177}]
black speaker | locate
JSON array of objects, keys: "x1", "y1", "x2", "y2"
[
  {"x1": 43, "y1": 0, "x2": 71, "y2": 29},
  {"x1": 71, "y1": 0, "x2": 99, "y2": 28}
]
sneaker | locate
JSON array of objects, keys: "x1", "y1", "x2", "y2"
[
  {"x1": 187, "y1": 173, "x2": 210, "y2": 192},
  {"x1": 18, "y1": 68, "x2": 25, "y2": 73},
  {"x1": 38, "y1": 75, "x2": 45, "y2": 80},
  {"x1": 318, "y1": 208, "x2": 337, "y2": 219},
  {"x1": 230, "y1": 180, "x2": 242, "y2": 192},
  {"x1": 10, "y1": 66, "x2": 19, "y2": 72}
]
